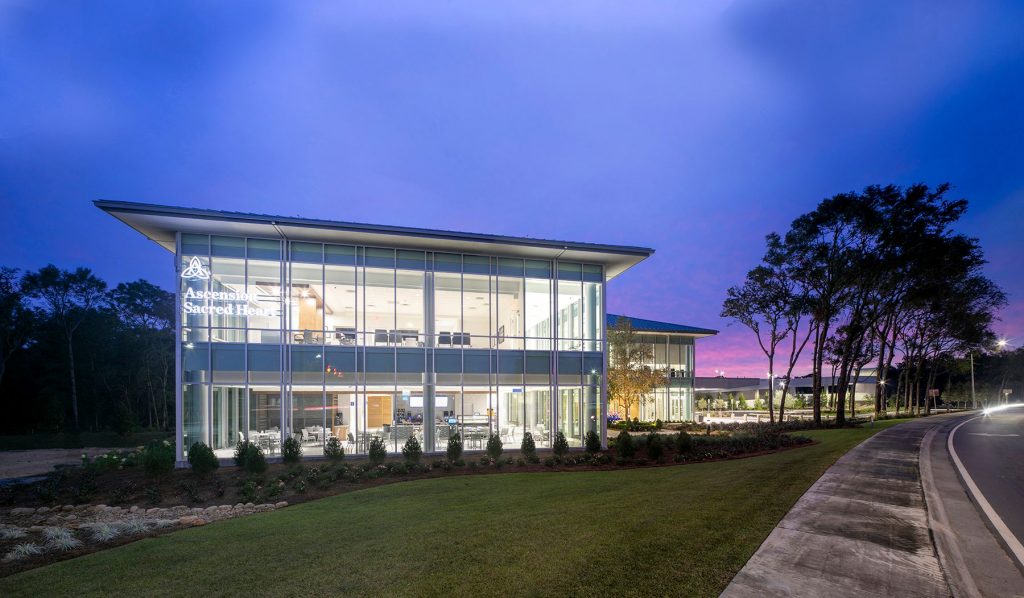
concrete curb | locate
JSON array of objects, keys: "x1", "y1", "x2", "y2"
[{"x1": 919, "y1": 423, "x2": 979, "y2": 597}]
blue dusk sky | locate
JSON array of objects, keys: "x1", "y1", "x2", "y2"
[{"x1": 1, "y1": 1, "x2": 1022, "y2": 376}]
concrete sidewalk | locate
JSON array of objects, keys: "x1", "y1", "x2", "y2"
[{"x1": 722, "y1": 415, "x2": 964, "y2": 598}]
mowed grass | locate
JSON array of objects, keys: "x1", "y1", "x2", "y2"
[{"x1": 0, "y1": 421, "x2": 909, "y2": 597}]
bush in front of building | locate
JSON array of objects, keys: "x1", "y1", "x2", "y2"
[
  {"x1": 609, "y1": 418, "x2": 659, "y2": 432},
  {"x1": 402, "y1": 436, "x2": 422, "y2": 464},
  {"x1": 520, "y1": 432, "x2": 537, "y2": 461},
  {"x1": 486, "y1": 433, "x2": 503, "y2": 459},
  {"x1": 675, "y1": 431, "x2": 693, "y2": 453},
  {"x1": 584, "y1": 430, "x2": 601, "y2": 454},
  {"x1": 187, "y1": 442, "x2": 219, "y2": 477},
  {"x1": 233, "y1": 440, "x2": 251, "y2": 467},
  {"x1": 447, "y1": 433, "x2": 463, "y2": 462},
  {"x1": 646, "y1": 432, "x2": 664, "y2": 461},
  {"x1": 614, "y1": 429, "x2": 635, "y2": 459},
  {"x1": 241, "y1": 443, "x2": 268, "y2": 473},
  {"x1": 324, "y1": 437, "x2": 345, "y2": 461},
  {"x1": 142, "y1": 440, "x2": 175, "y2": 478},
  {"x1": 368, "y1": 436, "x2": 387, "y2": 465},
  {"x1": 282, "y1": 437, "x2": 303, "y2": 464},
  {"x1": 553, "y1": 432, "x2": 569, "y2": 456}
]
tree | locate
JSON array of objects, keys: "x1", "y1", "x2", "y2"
[
  {"x1": 607, "y1": 317, "x2": 665, "y2": 421},
  {"x1": 107, "y1": 280, "x2": 175, "y2": 429},
  {"x1": 0, "y1": 268, "x2": 35, "y2": 394},
  {"x1": 722, "y1": 261, "x2": 790, "y2": 422},
  {"x1": 107, "y1": 280, "x2": 174, "y2": 330},
  {"x1": 727, "y1": 183, "x2": 1004, "y2": 427},
  {"x1": 21, "y1": 265, "x2": 107, "y2": 430}
]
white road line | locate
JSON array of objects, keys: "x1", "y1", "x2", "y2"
[{"x1": 948, "y1": 416, "x2": 1024, "y2": 569}]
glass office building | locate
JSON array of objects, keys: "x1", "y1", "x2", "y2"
[
  {"x1": 605, "y1": 315, "x2": 718, "y2": 423},
  {"x1": 97, "y1": 201, "x2": 654, "y2": 462}
]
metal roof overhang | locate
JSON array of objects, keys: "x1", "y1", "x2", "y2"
[
  {"x1": 95, "y1": 200, "x2": 654, "y2": 281},
  {"x1": 605, "y1": 314, "x2": 719, "y2": 338}
]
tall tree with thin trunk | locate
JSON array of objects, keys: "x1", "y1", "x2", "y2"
[
  {"x1": 22, "y1": 265, "x2": 107, "y2": 431},
  {"x1": 607, "y1": 317, "x2": 666, "y2": 421},
  {"x1": 722, "y1": 239, "x2": 793, "y2": 423}
]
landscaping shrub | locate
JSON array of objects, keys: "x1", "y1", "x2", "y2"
[
  {"x1": 187, "y1": 442, "x2": 219, "y2": 477},
  {"x1": 368, "y1": 436, "x2": 387, "y2": 465},
  {"x1": 324, "y1": 436, "x2": 345, "y2": 461},
  {"x1": 520, "y1": 432, "x2": 536, "y2": 461},
  {"x1": 282, "y1": 437, "x2": 303, "y2": 463},
  {"x1": 683, "y1": 430, "x2": 812, "y2": 460},
  {"x1": 447, "y1": 433, "x2": 463, "y2": 462},
  {"x1": 612, "y1": 418, "x2": 660, "y2": 432},
  {"x1": 486, "y1": 433, "x2": 503, "y2": 459},
  {"x1": 614, "y1": 429, "x2": 635, "y2": 458},
  {"x1": 402, "y1": 435, "x2": 423, "y2": 463},
  {"x1": 141, "y1": 440, "x2": 174, "y2": 478},
  {"x1": 675, "y1": 431, "x2": 693, "y2": 453},
  {"x1": 553, "y1": 432, "x2": 570, "y2": 456},
  {"x1": 584, "y1": 430, "x2": 601, "y2": 454},
  {"x1": 646, "y1": 433, "x2": 664, "y2": 461},
  {"x1": 239, "y1": 480, "x2": 261, "y2": 503},
  {"x1": 233, "y1": 440, "x2": 251, "y2": 466},
  {"x1": 240, "y1": 443, "x2": 267, "y2": 474}
]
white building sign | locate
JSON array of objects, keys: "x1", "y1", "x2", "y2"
[{"x1": 181, "y1": 256, "x2": 279, "y2": 318}]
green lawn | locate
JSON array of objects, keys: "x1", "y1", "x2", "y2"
[
  {"x1": 0, "y1": 421, "x2": 908, "y2": 597},
  {"x1": 0, "y1": 431, "x2": 171, "y2": 452}
]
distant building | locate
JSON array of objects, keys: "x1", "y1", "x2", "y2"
[{"x1": 694, "y1": 373, "x2": 878, "y2": 409}]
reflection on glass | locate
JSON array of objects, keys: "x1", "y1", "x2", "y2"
[
  {"x1": 212, "y1": 386, "x2": 244, "y2": 455},
  {"x1": 558, "y1": 387, "x2": 582, "y2": 447}
]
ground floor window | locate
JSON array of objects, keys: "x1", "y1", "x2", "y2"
[{"x1": 194, "y1": 383, "x2": 593, "y2": 460}]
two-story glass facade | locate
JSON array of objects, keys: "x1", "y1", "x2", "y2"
[
  {"x1": 97, "y1": 201, "x2": 654, "y2": 462},
  {"x1": 605, "y1": 314, "x2": 718, "y2": 423}
]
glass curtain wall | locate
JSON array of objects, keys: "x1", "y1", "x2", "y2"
[
  {"x1": 177, "y1": 232, "x2": 604, "y2": 461},
  {"x1": 614, "y1": 333, "x2": 697, "y2": 423}
]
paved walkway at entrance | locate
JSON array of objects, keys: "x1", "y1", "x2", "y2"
[
  {"x1": 722, "y1": 415, "x2": 965, "y2": 598},
  {"x1": 0, "y1": 447, "x2": 114, "y2": 480}
]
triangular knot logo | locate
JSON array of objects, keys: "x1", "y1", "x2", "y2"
[{"x1": 181, "y1": 256, "x2": 211, "y2": 280}]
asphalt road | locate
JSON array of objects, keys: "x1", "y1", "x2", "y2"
[{"x1": 951, "y1": 409, "x2": 1024, "y2": 550}]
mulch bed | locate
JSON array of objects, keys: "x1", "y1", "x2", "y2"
[{"x1": 0, "y1": 437, "x2": 817, "y2": 577}]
